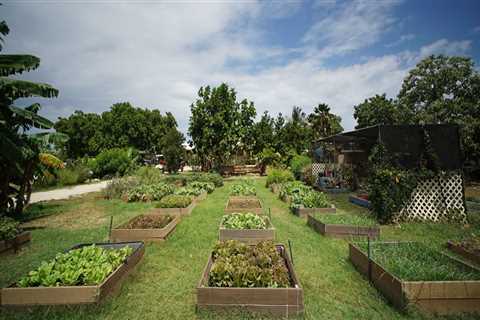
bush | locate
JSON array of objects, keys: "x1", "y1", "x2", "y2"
[
  {"x1": 57, "y1": 168, "x2": 80, "y2": 186},
  {"x1": 302, "y1": 164, "x2": 315, "y2": 186},
  {"x1": 265, "y1": 167, "x2": 294, "y2": 187},
  {"x1": 103, "y1": 177, "x2": 140, "y2": 199},
  {"x1": 90, "y1": 148, "x2": 137, "y2": 178},
  {"x1": 134, "y1": 166, "x2": 164, "y2": 185},
  {"x1": 0, "y1": 217, "x2": 21, "y2": 241},
  {"x1": 290, "y1": 155, "x2": 312, "y2": 180},
  {"x1": 155, "y1": 195, "x2": 192, "y2": 208},
  {"x1": 124, "y1": 183, "x2": 174, "y2": 202}
]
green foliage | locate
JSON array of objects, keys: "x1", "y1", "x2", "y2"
[
  {"x1": 265, "y1": 167, "x2": 294, "y2": 187},
  {"x1": 353, "y1": 94, "x2": 402, "y2": 129},
  {"x1": 17, "y1": 245, "x2": 133, "y2": 287},
  {"x1": 251, "y1": 111, "x2": 275, "y2": 155},
  {"x1": 256, "y1": 147, "x2": 282, "y2": 174},
  {"x1": 0, "y1": 216, "x2": 20, "y2": 241},
  {"x1": 302, "y1": 164, "x2": 315, "y2": 186},
  {"x1": 221, "y1": 212, "x2": 267, "y2": 230},
  {"x1": 133, "y1": 166, "x2": 164, "y2": 185},
  {"x1": 279, "y1": 181, "x2": 311, "y2": 201},
  {"x1": 307, "y1": 103, "x2": 343, "y2": 140},
  {"x1": 355, "y1": 242, "x2": 480, "y2": 281},
  {"x1": 315, "y1": 213, "x2": 376, "y2": 227},
  {"x1": 208, "y1": 241, "x2": 290, "y2": 288},
  {"x1": 90, "y1": 148, "x2": 137, "y2": 178},
  {"x1": 183, "y1": 172, "x2": 224, "y2": 187},
  {"x1": 291, "y1": 189, "x2": 330, "y2": 209},
  {"x1": 124, "y1": 183, "x2": 174, "y2": 202},
  {"x1": 103, "y1": 177, "x2": 140, "y2": 199},
  {"x1": 188, "y1": 83, "x2": 256, "y2": 170},
  {"x1": 230, "y1": 180, "x2": 256, "y2": 196},
  {"x1": 162, "y1": 127, "x2": 185, "y2": 173},
  {"x1": 290, "y1": 154, "x2": 311, "y2": 179},
  {"x1": 155, "y1": 194, "x2": 192, "y2": 208}
]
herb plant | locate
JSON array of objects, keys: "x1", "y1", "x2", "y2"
[
  {"x1": 0, "y1": 216, "x2": 21, "y2": 241},
  {"x1": 208, "y1": 240, "x2": 290, "y2": 288},
  {"x1": 155, "y1": 194, "x2": 192, "y2": 208},
  {"x1": 221, "y1": 212, "x2": 267, "y2": 229},
  {"x1": 17, "y1": 245, "x2": 134, "y2": 287}
]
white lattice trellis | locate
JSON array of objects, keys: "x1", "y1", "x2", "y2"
[
  {"x1": 312, "y1": 163, "x2": 339, "y2": 177},
  {"x1": 400, "y1": 174, "x2": 466, "y2": 222}
]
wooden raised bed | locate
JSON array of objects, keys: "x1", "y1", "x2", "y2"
[
  {"x1": 151, "y1": 199, "x2": 196, "y2": 216},
  {"x1": 0, "y1": 231, "x2": 31, "y2": 254},
  {"x1": 447, "y1": 241, "x2": 480, "y2": 265},
  {"x1": 307, "y1": 214, "x2": 379, "y2": 238},
  {"x1": 110, "y1": 213, "x2": 180, "y2": 242},
  {"x1": 224, "y1": 196, "x2": 263, "y2": 215},
  {"x1": 349, "y1": 242, "x2": 480, "y2": 314},
  {"x1": 1, "y1": 241, "x2": 144, "y2": 306},
  {"x1": 349, "y1": 195, "x2": 371, "y2": 209},
  {"x1": 292, "y1": 206, "x2": 336, "y2": 218},
  {"x1": 219, "y1": 216, "x2": 275, "y2": 244},
  {"x1": 197, "y1": 244, "x2": 303, "y2": 316}
]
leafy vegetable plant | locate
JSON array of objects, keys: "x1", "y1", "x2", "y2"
[
  {"x1": 221, "y1": 212, "x2": 267, "y2": 229},
  {"x1": 123, "y1": 183, "x2": 174, "y2": 202},
  {"x1": 17, "y1": 245, "x2": 133, "y2": 287},
  {"x1": 290, "y1": 189, "x2": 330, "y2": 209},
  {"x1": 0, "y1": 216, "x2": 21, "y2": 241},
  {"x1": 208, "y1": 240, "x2": 290, "y2": 288},
  {"x1": 315, "y1": 213, "x2": 376, "y2": 226},
  {"x1": 155, "y1": 194, "x2": 192, "y2": 208},
  {"x1": 230, "y1": 180, "x2": 256, "y2": 196}
]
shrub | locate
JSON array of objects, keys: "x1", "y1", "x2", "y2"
[
  {"x1": 265, "y1": 167, "x2": 294, "y2": 187},
  {"x1": 90, "y1": 148, "x2": 137, "y2": 178},
  {"x1": 0, "y1": 217, "x2": 21, "y2": 241},
  {"x1": 209, "y1": 240, "x2": 290, "y2": 288},
  {"x1": 290, "y1": 189, "x2": 330, "y2": 209},
  {"x1": 134, "y1": 166, "x2": 164, "y2": 185},
  {"x1": 17, "y1": 245, "x2": 133, "y2": 287},
  {"x1": 290, "y1": 155, "x2": 312, "y2": 180},
  {"x1": 155, "y1": 195, "x2": 192, "y2": 208},
  {"x1": 57, "y1": 168, "x2": 80, "y2": 186},
  {"x1": 124, "y1": 183, "x2": 174, "y2": 202},
  {"x1": 302, "y1": 164, "x2": 315, "y2": 186},
  {"x1": 221, "y1": 212, "x2": 267, "y2": 229},
  {"x1": 103, "y1": 177, "x2": 140, "y2": 199}
]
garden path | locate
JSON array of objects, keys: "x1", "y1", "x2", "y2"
[{"x1": 29, "y1": 181, "x2": 110, "y2": 203}]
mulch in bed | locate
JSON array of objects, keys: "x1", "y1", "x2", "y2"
[
  {"x1": 122, "y1": 215, "x2": 173, "y2": 229},
  {"x1": 228, "y1": 198, "x2": 261, "y2": 209}
]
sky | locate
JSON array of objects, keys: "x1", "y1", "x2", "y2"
[{"x1": 2, "y1": 0, "x2": 480, "y2": 135}]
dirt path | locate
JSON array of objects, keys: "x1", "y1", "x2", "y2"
[{"x1": 29, "y1": 181, "x2": 110, "y2": 203}]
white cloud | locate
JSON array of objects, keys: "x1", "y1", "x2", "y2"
[
  {"x1": 385, "y1": 33, "x2": 415, "y2": 47},
  {"x1": 302, "y1": 0, "x2": 402, "y2": 58},
  {"x1": 419, "y1": 39, "x2": 472, "y2": 57}
]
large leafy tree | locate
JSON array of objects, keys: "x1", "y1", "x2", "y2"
[
  {"x1": 353, "y1": 94, "x2": 402, "y2": 129},
  {"x1": 188, "y1": 83, "x2": 256, "y2": 170},
  {"x1": 251, "y1": 111, "x2": 275, "y2": 155},
  {"x1": 308, "y1": 103, "x2": 343, "y2": 139},
  {"x1": 0, "y1": 19, "x2": 59, "y2": 216},
  {"x1": 397, "y1": 55, "x2": 480, "y2": 174},
  {"x1": 162, "y1": 127, "x2": 185, "y2": 173},
  {"x1": 280, "y1": 106, "x2": 312, "y2": 155}
]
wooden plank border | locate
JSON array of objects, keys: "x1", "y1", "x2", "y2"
[
  {"x1": 292, "y1": 206, "x2": 336, "y2": 218},
  {"x1": 447, "y1": 241, "x2": 480, "y2": 265},
  {"x1": 110, "y1": 213, "x2": 180, "y2": 242},
  {"x1": 196, "y1": 244, "x2": 304, "y2": 317},
  {"x1": 307, "y1": 214, "x2": 379, "y2": 239},
  {"x1": 0, "y1": 231, "x2": 31, "y2": 254},
  {"x1": 349, "y1": 242, "x2": 480, "y2": 314},
  {"x1": 1, "y1": 242, "x2": 145, "y2": 306},
  {"x1": 219, "y1": 216, "x2": 275, "y2": 244},
  {"x1": 151, "y1": 199, "x2": 196, "y2": 216}
]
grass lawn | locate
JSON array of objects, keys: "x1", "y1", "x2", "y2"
[{"x1": 1, "y1": 179, "x2": 480, "y2": 319}]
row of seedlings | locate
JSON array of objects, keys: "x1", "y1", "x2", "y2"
[
  {"x1": 196, "y1": 180, "x2": 304, "y2": 317},
  {"x1": 1, "y1": 178, "x2": 216, "y2": 307}
]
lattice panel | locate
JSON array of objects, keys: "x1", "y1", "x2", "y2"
[
  {"x1": 400, "y1": 174, "x2": 466, "y2": 222},
  {"x1": 312, "y1": 163, "x2": 339, "y2": 176}
]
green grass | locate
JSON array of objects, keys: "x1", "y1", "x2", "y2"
[
  {"x1": 355, "y1": 242, "x2": 480, "y2": 281},
  {"x1": 0, "y1": 179, "x2": 479, "y2": 319},
  {"x1": 313, "y1": 213, "x2": 377, "y2": 227}
]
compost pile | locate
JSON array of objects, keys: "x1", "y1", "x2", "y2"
[
  {"x1": 17, "y1": 245, "x2": 133, "y2": 287},
  {"x1": 208, "y1": 240, "x2": 290, "y2": 288},
  {"x1": 123, "y1": 215, "x2": 173, "y2": 229}
]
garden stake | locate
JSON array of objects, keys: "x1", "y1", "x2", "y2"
[
  {"x1": 367, "y1": 236, "x2": 372, "y2": 282},
  {"x1": 108, "y1": 215, "x2": 113, "y2": 243},
  {"x1": 268, "y1": 207, "x2": 271, "y2": 221},
  {"x1": 288, "y1": 239, "x2": 294, "y2": 265}
]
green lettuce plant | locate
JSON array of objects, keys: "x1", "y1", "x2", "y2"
[
  {"x1": 155, "y1": 195, "x2": 192, "y2": 208},
  {"x1": 221, "y1": 212, "x2": 267, "y2": 229}
]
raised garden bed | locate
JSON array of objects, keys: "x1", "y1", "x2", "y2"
[
  {"x1": 308, "y1": 214, "x2": 379, "y2": 238},
  {"x1": 292, "y1": 205, "x2": 335, "y2": 218},
  {"x1": 152, "y1": 195, "x2": 197, "y2": 216},
  {"x1": 225, "y1": 196, "x2": 263, "y2": 214},
  {"x1": 349, "y1": 241, "x2": 480, "y2": 314},
  {"x1": 1, "y1": 242, "x2": 144, "y2": 306},
  {"x1": 110, "y1": 213, "x2": 180, "y2": 242},
  {"x1": 196, "y1": 242, "x2": 303, "y2": 316},
  {"x1": 349, "y1": 194, "x2": 371, "y2": 209},
  {"x1": 219, "y1": 213, "x2": 275, "y2": 244},
  {"x1": 0, "y1": 231, "x2": 31, "y2": 254},
  {"x1": 447, "y1": 239, "x2": 480, "y2": 265}
]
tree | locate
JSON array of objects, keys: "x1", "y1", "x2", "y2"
[
  {"x1": 281, "y1": 106, "x2": 312, "y2": 155},
  {"x1": 353, "y1": 94, "x2": 401, "y2": 129},
  {"x1": 251, "y1": 111, "x2": 275, "y2": 155},
  {"x1": 308, "y1": 103, "x2": 343, "y2": 139},
  {"x1": 397, "y1": 55, "x2": 480, "y2": 175},
  {"x1": 162, "y1": 128, "x2": 185, "y2": 173},
  {"x1": 0, "y1": 18, "x2": 59, "y2": 216},
  {"x1": 188, "y1": 83, "x2": 256, "y2": 170}
]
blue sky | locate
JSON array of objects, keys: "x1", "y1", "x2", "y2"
[{"x1": 2, "y1": 0, "x2": 479, "y2": 133}]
